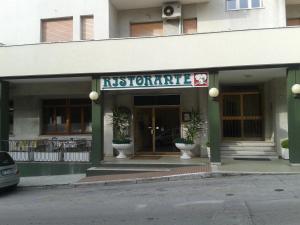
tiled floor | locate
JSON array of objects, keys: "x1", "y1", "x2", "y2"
[
  {"x1": 103, "y1": 156, "x2": 209, "y2": 165},
  {"x1": 217, "y1": 158, "x2": 300, "y2": 173}
]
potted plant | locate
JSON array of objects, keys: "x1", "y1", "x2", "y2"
[
  {"x1": 206, "y1": 141, "x2": 210, "y2": 159},
  {"x1": 110, "y1": 107, "x2": 132, "y2": 159},
  {"x1": 281, "y1": 139, "x2": 289, "y2": 160},
  {"x1": 174, "y1": 111, "x2": 204, "y2": 159}
]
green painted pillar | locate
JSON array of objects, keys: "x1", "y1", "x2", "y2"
[
  {"x1": 0, "y1": 81, "x2": 9, "y2": 151},
  {"x1": 91, "y1": 78, "x2": 103, "y2": 166},
  {"x1": 287, "y1": 66, "x2": 300, "y2": 164},
  {"x1": 208, "y1": 72, "x2": 221, "y2": 164}
]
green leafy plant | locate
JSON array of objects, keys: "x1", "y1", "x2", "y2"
[
  {"x1": 174, "y1": 138, "x2": 194, "y2": 144},
  {"x1": 174, "y1": 110, "x2": 205, "y2": 145},
  {"x1": 109, "y1": 107, "x2": 132, "y2": 144},
  {"x1": 281, "y1": 139, "x2": 288, "y2": 149}
]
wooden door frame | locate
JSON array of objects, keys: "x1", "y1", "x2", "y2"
[
  {"x1": 221, "y1": 91, "x2": 264, "y2": 141},
  {"x1": 133, "y1": 105, "x2": 181, "y2": 155}
]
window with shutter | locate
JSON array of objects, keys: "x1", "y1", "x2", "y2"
[
  {"x1": 130, "y1": 22, "x2": 163, "y2": 37},
  {"x1": 81, "y1": 16, "x2": 94, "y2": 40},
  {"x1": 41, "y1": 17, "x2": 73, "y2": 43},
  {"x1": 183, "y1": 19, "x2": 197, "y2": 34}
]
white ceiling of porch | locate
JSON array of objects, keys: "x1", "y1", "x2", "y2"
[{"x1": 219, "y1": 68, "x2": 287, "y2": 84}]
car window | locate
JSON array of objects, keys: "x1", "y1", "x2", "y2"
[{"x1": 0, "y1": 152, "x2": 15, "y2": 166}]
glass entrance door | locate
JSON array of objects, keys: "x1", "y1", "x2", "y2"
[
  {"x1": 155, "y1": 108, "x2": 180, "y2": 153},
  {"x1": 134, "y1": 107, "x2": 180, "y2": 154}
]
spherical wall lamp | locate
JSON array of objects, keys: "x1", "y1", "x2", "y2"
[
  {"x1": 89, "y1": 91, "x2": 99, "y2": 101},
  {"x1": 291, "y1": 84, "x2": 300, "y2": 96},
  {"x1": 209, "y1": 87, "x2": 219, "y2": 98}
]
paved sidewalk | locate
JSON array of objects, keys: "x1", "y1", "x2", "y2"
[
  {"x1": 20, "y1": 174, "x2": 86, "y2": 187},
  {"x1": 18, "y1": 159, "x2": 300, "y2": 188}
]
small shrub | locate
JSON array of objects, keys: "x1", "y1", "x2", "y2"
[
  {"x1": 112, "y1": 139, "x2": 131, "y2": 144},
  {"x1": 206, "y1": 142, "x2": 210, "y2": 147},
  {"x1": 281, "y1": 139, "x2": 288, "y2": 149}
]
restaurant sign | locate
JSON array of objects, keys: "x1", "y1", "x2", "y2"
[{"x1": 100, "y1": 72, "x2": 209, "y2": 91}]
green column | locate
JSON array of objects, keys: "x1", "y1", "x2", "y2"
[
  {"x1": 208, "y1": 72, "x2": 221, "y2": 163},
  {"x1": 287, "y1": 66, "x2": 300, "y2": 164},
  {"x1": 91, "y1": 78, "x2": 103, "y2": 166},
  {"x1": 0, "y1": 81, "x2": 9, "y2": 151}
]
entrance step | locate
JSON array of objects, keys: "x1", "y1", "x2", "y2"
[
  {"x1": 86, "y1": 166, "x2": 171, "y2": 177},
  {"x1": 220, "y1": 141, "x2": 278, "y2": 159}
]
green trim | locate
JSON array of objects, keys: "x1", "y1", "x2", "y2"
[
  {"x1": 0, "y1": 81, "x2": 9, "y2": 151},
  {"x1": 91, "y1": 78, "x2": 103, "y2": 166},
  {"x1": 287, "y1": 67, "x2": 300, "y2": 163},
  {"x1": 208, "y1": 72, "x2": 221, "y2": 163},
  {"x1": 17, "y1": 162, "x2": 92, "y2": 177}
]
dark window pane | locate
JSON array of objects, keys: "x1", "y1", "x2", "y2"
[
  {"x1": 244, "y1": 120, "x2": 262, "y2": 137},
  {"x1": 70, "y1": 107, "x2": 82, "y2": 133},
  {"x1": 252, "y1": 0, "x2": 261, "y2": 8},
  {"x1": 243, "y1": 94, "x2": 261, "y2": 116},
  {"x1": 56, "y1": 107, "x2": 67, "y2": 132},
  {"x1": 223, "y1": 120, "x2": 242, "y2": 137},
  {"x1": 43, "y1": 99, "x2": 67, "y2": 106},
  {"x1": 83, "y1": 107, "x2": 92, "y2": 133},
  {"x1": 223, "y1": 95, "x2": 241, "y2": 116},
  {"x1": 240, "y1": 0, "x2": 248, "y2": 8},
  {"x1": 134, "y1": 95, "x2": 180, "y2": 106},
  {"x1": 43, "y1": 107, "x2": 56, "y2": 133},
  {"x1": 227, "y1": 0, "x2": 237, "y2": 10},
  {"x1": 9, "y1": 101, "x2": 14, "y2": 135}
]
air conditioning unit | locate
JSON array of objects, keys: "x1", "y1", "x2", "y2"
[{"x1": 162, "y1": 2, "x2": 182, "y2": 19}]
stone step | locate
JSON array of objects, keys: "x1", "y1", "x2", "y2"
[
  {"x1": 221, "y1": 146, "x2": 275, "y2": 151},
  {"x1": 221, "y1": 150, "x2": 278, "y2": 156},
  {"x1": 86, "y1": 166, "x2": 171, "y2": 177},
  {"x1": 222, "y1": 155, "x2": 279, "y2": 159},
  {"x1": 221, "y1": 141, "x2": 275, "y2": 147}
]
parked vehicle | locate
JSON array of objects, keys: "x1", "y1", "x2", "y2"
[{"x1": 0, "y1": 151, "x2": 20, "y2": 189}]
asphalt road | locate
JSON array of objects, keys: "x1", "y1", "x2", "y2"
[{"x1": 1, "y1": 174, "x2": 300, "y2": 225}]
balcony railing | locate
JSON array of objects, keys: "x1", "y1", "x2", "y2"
[{"x1": 2, "y1": 139, "x2": 91, "y2": 162}]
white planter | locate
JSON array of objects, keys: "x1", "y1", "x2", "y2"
[
  {"x1": 207, "y1": 147, "x2": 211, "y2": 159},
  {"x1": 8, "y1": 151, "x2": 32, "y2": 161},
  {"x1": 112, "y1": 143, "x2": 132, "y2": 159},
  {"x1": 34, "y1": 152, "x2": 61, "y2": 162},
  {"x1": 175, "y1": 143, "x2": 196, "y2": 160},
  {"x1": 64, "y1": 152, "x2": 90, "y2": 162},
  {"x1": 281, "y1": 148, "x2": 289, "y2": 160}
]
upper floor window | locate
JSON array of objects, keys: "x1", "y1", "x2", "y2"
[
  {"x1": 81, "y1": 15, "x2": 94, "y2": 40},
  {"x1": 183, "y1": 18, "x2": 197, "y2": 34},
  {"x1": 226, "y1": 0, "x2": 262, "y2": 10},
  {"x1": 41, "y1": 17, "x2": 73, "y2": 43},
  {"x1": 130, "y1": 22, "x2": 163, "y2": 37}
]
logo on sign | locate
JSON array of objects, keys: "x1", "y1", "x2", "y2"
[{"x1": 193, "y1": 73, "x2": 209, "y2": 87}]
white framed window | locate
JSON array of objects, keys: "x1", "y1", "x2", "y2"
[{"x1": 226, "y1": 0, "x2": 263, "y2": 10}]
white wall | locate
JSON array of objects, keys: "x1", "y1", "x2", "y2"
[
  {"x1": 117, "y1": 1, "x2": 286, "y2": 38},
  {"x1": 0, "y1": 0, "x2": 110, "y2": 45},
  {"x1": 271, "y1": 77, "x2": 288, "y2": 154},
  {"x1": 109, "y1": 2, "x2": 119, "y2": 38},
  {"x1": 0, "y1": 0, "x2": 288, "y2": 45}
]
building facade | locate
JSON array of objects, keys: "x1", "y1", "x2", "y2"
[{"x1": 0, "y1": 0, "x2": 300, "y2": 174}]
